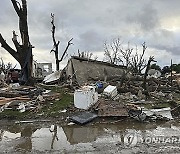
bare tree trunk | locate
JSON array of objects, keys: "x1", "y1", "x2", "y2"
[
  {"x1": 50, "y1": 13, "x2": 73, "y2": 71},
  {"x1": 0, "y1": 0, "x2": 33, "y2": 85},
  {"x1": 143, "y1": 56, "x2": 156, "y2": 96}
]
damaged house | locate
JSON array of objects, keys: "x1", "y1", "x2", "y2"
[{"x1": 65, "y1": 56, "x2": 127, "y2": 85}]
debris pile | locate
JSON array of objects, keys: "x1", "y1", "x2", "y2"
[
  {"x1": 68, "y1": 71, "x2": 180, "y2": 124},
  {"x1": 0, "y1": 56, "x2": 179, "y2": 126},
  {"x1": 0, "y1": 83, "x2": 60, "y2": 114}
]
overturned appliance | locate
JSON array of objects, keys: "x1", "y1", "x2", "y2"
[{"x1": 74, "y1": 86, "x2": 98, "y2": 110}]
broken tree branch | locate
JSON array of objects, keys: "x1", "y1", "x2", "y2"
[
  {"x1": 12, "y1": 30, "x2": 21, "y2": 53},
  {"x1": 11, "y1": 0, "x2": 23, "y2": 17},
  {"x1": 0, "y1": 33, "x2": 19, "y2": 60},
  {"x1": 59, "y1": 38, "x2": 73, "y2": 62}
]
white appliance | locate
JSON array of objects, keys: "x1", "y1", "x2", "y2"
[
  {"x1": 103, "y1": 85, "x2": 117, "y2": 98},
  {"x1": 74, "y1": 86, "x2": 98, "y2": 109}
]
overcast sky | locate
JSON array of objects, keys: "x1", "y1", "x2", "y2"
[{"x1": 0, "y1": 0, "x2": 180, "y2": 70}]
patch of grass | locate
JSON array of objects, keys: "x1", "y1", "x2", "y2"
[
  {"x1": 152, "y1": 102, "x2": 170, "y2": 109},
  {"x1": 41, "y1": 92, "x2": 73, "y2": 117},
  {"x1": 40, "y1": 85, "x2": 74, "y2": 115},
  {"x1": 38, "y1": 84, "x2": 65, "y2": 93},
  {"x1": 142, "y1": 102, "x2": 171, "y2": 109},
  {"x1": 0, "y1": 85, "x2": 74, "y2": 120},
  {"x1": 142, "y1": 103, "x2": 153, "y2": 109},
  {"x1": 0, "y1": 110, "x2": 29, "y2": 120}
]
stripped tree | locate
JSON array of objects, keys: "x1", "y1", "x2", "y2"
[
  {"x1": 50, "y1": 13, "x2": 73, "y2": 71},
  {"x1": 104, "y1": 38, "x2": 123, "y2": 65},
  {"x1": 0, "y1": 0, "x2": 33, "y2": 85},
  {"x1": 143, "y1": 56, "x2": 156, "y2": 97},
  {"x1": 104, "y1": 38, "x2": 148, "y2": 74},
  {"x1": 130, "y1": 42, "x2": 147, "y2": 74}
]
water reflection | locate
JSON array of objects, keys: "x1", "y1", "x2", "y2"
[
  {"x1": 15, "y1": 125, "x2": 37, "y2": 152},
  {"x1": 63, "y1": 126, "x2": 99, "y2": 144},
  {"x1": 49, "y1": 124, "x2": 58, "y2": 149},
  {"x1": 0, "y1": 130, "x2": 4, "y2": 141},
  {"x1": 32, "y1": 126, "x2": 70, "y2": 151},
  {"x1": 0, "y1": 120, "x2": 180, "y2": 153}
]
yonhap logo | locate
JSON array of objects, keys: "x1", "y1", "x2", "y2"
[
  {"x1": 124, "y1": 132, "x2": 138, "y2": 147},
  {"x1": 124, "y1": 132, "x2": 180, "y2": 147}
]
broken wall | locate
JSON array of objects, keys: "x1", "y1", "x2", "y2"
[{"x1": 66, "y1": 57, "x2": 126, "y2": 85}]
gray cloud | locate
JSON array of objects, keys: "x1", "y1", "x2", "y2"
[
  {"x1": 79, "y1": 30, "x2": 104, "y2": 51},
  {"x1": 126, "y1": 2, "x2": 160, "y2": 32},
  {"x1": 0, "y1": 0, "x2": 179, "y2": 70},
  {"x1": 152, "y1": 45, "x2": 180, "y2": 56},
  {"x1": 144, "y1": 29, "x2": 180, "y2": 56}
]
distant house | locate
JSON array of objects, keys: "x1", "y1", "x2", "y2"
[
  {"x1": 65, "y1": 56, "x2": 127, "y2": 85},
  {"x1": 32, "y1": 61, "x2": 53, "y2": 79},
  {"x1": 147, "y1": 69, "x2": 161, "y2": 78}
]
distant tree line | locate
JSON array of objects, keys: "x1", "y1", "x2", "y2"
[
  {"x1": 103, "y1": 38, "x2": 180, "y2": 75},
  {"x1": 150, "y1": 63, "x2": 180, "y2": 74}
]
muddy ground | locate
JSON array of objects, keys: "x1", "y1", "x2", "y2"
[
  {"x1": 0, "y1": 85, "x2": 180, "y2": 153},
  {"x1": 1, "y1": 119, "x2": 180, "y2": 154}
]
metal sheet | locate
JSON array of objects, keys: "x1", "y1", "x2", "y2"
[
  {"x1": 70, "y1": 111, "x2": 98, "y2": 124},
  {"x1": 142, "y1": 107, "x2": 173, "y2": 120}
]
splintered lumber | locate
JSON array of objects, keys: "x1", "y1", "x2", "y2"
[
  {"x1": 0, "y1": 91, "x2": 21, "y2": 98},
  {"x1": 42, "y1": 93, "x2": 61, "y2": 101},
  {"x1": 0, "y1": 96, "x2": 30, "y2": 106}
]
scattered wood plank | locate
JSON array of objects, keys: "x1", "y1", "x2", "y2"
[{"x1": 0, "y1": 96, "x2": 30, "y2": 106}]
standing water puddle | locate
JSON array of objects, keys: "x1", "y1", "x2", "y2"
[{"x1": 0, "y1": 120, "x2": 180, "y2": 153}]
